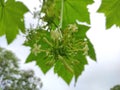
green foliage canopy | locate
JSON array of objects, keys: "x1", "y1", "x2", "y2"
[{"x1": 0, "y1": 0, "x2": 120, "y2": 85}]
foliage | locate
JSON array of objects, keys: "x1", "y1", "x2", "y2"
[
  {"x1": 110, "y1": 85, "x2": 120, "y2": 90},
  {"x1": 0, "y1": 47, "x2": 42, "y2": 90},
  {"x1": 24, "y1": 0, "x2": 96, "y2": 84},
  {"x1": 0, "y1": 0, "x2": 120, "y2": 86},
  {"x1": 41, "y1": 0, "x2": 93, "y2": 29},
  {"x1": 0, "y1": 0, "x2": 28, "y2": 44},
  {"x1": 98, "y1": 0, "x2": 120, "y2": 29}
]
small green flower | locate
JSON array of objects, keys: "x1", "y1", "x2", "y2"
[
  {"x1": 68, "y1": 24, "x2": 78, "y2": 32},
  {"x1": 50, "y1": 30, "x2": 62, "y2": 41},
  {"x1": 32, "y1": 43, "x2": 41, "y2": 56},
  {"x1": 83, "y1": 44, "x2": 89, "y2": 55}
]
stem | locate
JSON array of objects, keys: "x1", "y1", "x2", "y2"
[
  {"x1": 43, "y1": 37, "x2": 53, "y2": 47},
  {"x1": 56, "y1": 0, "x2": 64, "y2": 39},
  {"x1": 59, "y1": 0, "x2": 64, "y2": 29}
]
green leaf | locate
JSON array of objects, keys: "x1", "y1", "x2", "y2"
[
  {"x1": 75, "y1": 24, "x2": 90, "y2": 39},
  {"x1": 26, "y1": 52, "x2": 53, "y2": 74},
  {"x1": 98, "y1": 0, "x2": 120, "y2": 29},
  {"x1": 74, "y1": 52, "x2": 88, "y2": 82},
  {"x1": 0, "y1": 0, "x2": 29, "y2": 44},
  {"x1": 42, "y1": 0, "x2": 94, "y2": 29},
  {"x1": 25, "y1": 29, "x2": 53, "y2": 73},
  {"x1": 87, "y1": 38, "x2": 96, "y2": 61},
  {"x1": 62, "y1": 0, "x2": 93, "y2": 28},
  {"x1": 25, "y1": 24, "x2": 96, "y2": 84},
  {"x1": 54, "y1": 60, "x2": 73, "y2": 84},
  {"x1": 75, "y1": 24, "x2": 96, "y2": 61}
]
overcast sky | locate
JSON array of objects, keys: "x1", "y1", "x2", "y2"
[{"x1": 0, "y1": 0, "x2": 120, "y2": 90}]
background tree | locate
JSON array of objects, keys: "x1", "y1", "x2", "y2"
[
  {"x1": 0, "y1": 47, "x2": 42, "y2": 90},
  {"x1": 110, "y1": 85, "x2": 120, "y2": 90}
]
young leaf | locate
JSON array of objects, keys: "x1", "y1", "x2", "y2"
[
  {"x1": 0, "y1": 0, "x2": 29, "y2": 44},
  {"x1": 98, "y1": 0, "x2": 120, "y2": 29}
]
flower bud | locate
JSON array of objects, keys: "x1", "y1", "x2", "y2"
[
  {"x1": 32, "y1": 43, "x2": 41, "y2": 56},
  {"x1": 50, "y1": 30, "x2": 61, "y2": 40},
  {"x1": 68, "y1": 24, "x2": 78, "y2": 32}
]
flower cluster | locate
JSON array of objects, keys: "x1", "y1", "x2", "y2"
[{"x1": 29, "y1": 24, "x2": 89, "y2": 66}]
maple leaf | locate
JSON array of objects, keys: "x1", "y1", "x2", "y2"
[
  {"x1": 24, "y1": 24, "x2": 96, "y2": 84},
  {"x1": 42, "y1": 0, "x2": 94, "y2": 29},
  {"x1": 0, "y1": 0, "x2": 28, "y2": 44},
  {"x1": 98, "y1": 0, "x2": 120, "y2": 29}
]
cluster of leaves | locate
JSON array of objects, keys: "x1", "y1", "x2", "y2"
[
  {"x1": 24, "y1": 0, "x2": 97, "y2": 84},
  {"x1": 0, "y1": 47, "x2": 42, "y2": 90},
  {"x1": 0, "y1": 0, "x2": 120, "y2": 44}
]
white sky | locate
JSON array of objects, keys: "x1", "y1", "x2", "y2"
[{"x1": 0, "y1": 0, "x2": 120, "y2": 90}]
